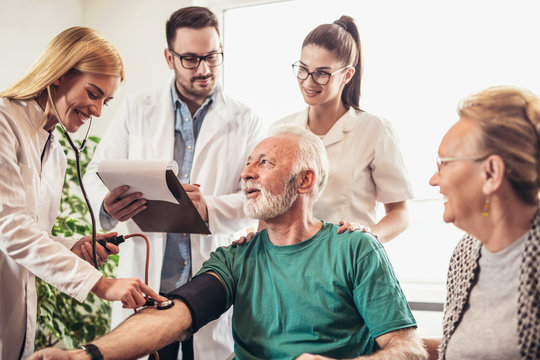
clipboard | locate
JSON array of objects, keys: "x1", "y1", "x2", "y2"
[{"x1": 96, "y1": 160, "x2": 211, "y2": 234}]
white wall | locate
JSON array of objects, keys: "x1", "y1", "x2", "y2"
[{"x1": 0, "y1": 0, "x2": 83, "y2": 92}]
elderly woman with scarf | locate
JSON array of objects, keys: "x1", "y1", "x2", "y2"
[{"x1": 425, "y1": 86, "x2": 540, "y2": 359}]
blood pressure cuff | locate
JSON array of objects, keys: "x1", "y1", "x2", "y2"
[{"x1": 165, "y1": 273, "x2": 227, "y2": 332}]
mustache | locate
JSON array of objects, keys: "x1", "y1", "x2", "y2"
[
  {"x1": 191, "y1": 74, "x2": 214, "y2": 82},
  {"x1": 241, "y1": 180, "x2": 262, "y2": 192}
]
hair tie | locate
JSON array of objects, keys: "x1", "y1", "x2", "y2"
[{"x1": 333, "y1": 19, "x2": 348, "y2": 31}]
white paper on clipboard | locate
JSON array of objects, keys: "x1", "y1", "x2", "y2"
[
  {"x1": 97, "y1": 159, "x2": 179, "y2": 203},
  {"x1": 95, "y1": 159, "x2": 210, "y2": 234}
]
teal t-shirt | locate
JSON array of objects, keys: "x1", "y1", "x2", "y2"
[{"x1": 197, "y1": 222, "x2": 415, "y2": 360}]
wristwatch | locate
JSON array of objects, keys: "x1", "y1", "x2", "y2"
[{"x1": 79, "y1": 344, "x2": 103, "y2": 360}]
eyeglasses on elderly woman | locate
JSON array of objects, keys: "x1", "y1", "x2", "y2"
[{"x1": 435, "y1": 154, "x2": 490, "y2": 172}]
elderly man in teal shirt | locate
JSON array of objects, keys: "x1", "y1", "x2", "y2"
[{"x1": 31, "y1": 125, "x2": 427, "y2": 360}]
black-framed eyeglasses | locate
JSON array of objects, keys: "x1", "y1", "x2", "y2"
[
  {"x1": 169, "y1": 49, "x2": 224, "y2": 69},
  {"x1": 291, "y1": 62, "x2": 351, "y2": 85},
  {"x1": 436, "y1": 155, "x2": 489, "y2": 172}
]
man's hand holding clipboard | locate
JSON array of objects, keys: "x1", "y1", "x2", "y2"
[
  {"x1": 97, "y1": 160, "x2": 210, "y2": 234},
  {"x1": 181, "y1": 183, "x2": 208, "y2": 222}
]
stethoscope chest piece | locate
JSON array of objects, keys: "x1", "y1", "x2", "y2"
[{"x1": 157, "y1": 299, "x2": 175, "y2": 310}]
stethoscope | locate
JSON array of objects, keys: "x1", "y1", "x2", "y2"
[
  {"x1": 47, "y1": 85, "x2": 100, "y2": 269},
  {"x1": 46, "y1": 86, "x2": 173, "y2": 316}
]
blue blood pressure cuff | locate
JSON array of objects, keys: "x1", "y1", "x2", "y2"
[{"x1": 166, "y1": 273, "x2": 227, "y2": 332}]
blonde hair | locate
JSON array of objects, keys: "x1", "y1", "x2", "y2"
[
  {"x1": 0, "y1": 26, "x2": 124, "y2": 100},
  {"x1": 458, "y1": 86, "x2": 540, "y2": 205}
]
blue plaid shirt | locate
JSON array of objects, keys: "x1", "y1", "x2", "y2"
[{"x1": 159, "y1": 83, "x2": 216, "y2": 293}]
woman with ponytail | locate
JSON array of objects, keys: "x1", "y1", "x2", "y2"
[
  {"x1": 0, "y1": 27, "x2": 164, "y2": 359},
  {"x1": 274, "y1": 16, "x2": 413, "y2": 243},
  {"x1": 425, "y1": 86, "x2": 540, "y2": 359}
]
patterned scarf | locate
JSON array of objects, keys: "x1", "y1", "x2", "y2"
[{"x1": 439, "y1": 209, "x2": 540, "y2": 360}]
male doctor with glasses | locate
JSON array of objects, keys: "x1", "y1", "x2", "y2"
[{"x1": 84, "y1": 6, "x2": 264, "y2": 360}]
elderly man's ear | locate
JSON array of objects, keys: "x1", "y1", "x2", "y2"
[{"x1": 296, "y1": 169, "x2": 316, "y2": 195}]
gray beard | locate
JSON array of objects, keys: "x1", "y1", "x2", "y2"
[{"x1": 242, "y1": 177, "x2": 298, "y2": 221}]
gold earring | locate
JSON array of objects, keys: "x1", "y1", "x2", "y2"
[{"x1": 481, "y1": 198, "x2": 490, "y2": 217}]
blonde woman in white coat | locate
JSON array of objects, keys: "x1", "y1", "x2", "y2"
[
  {"x1": 0, "y1": 27, "x2": 164, "y2": 360},
  {"x1": 274, "y1": 16, "x2": 413, "y2": 243}
]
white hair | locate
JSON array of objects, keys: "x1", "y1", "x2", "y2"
[{"x1": 268, "y1": 124, "x2": 329, "y2": 202}]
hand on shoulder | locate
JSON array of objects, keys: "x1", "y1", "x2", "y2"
[{"x1": 337, "y1": 220, "x2": 379, "y2": 239}]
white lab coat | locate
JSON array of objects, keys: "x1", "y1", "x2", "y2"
[
  {"x1": 0, "y1": 98, "x2": 103, "y2": 360},
  {"x1": 275, "y1": 107, "x2": 413, "y2": 225},
  {"x1": 84, "y1": 80, "x2": 263, "y2": 360}
]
